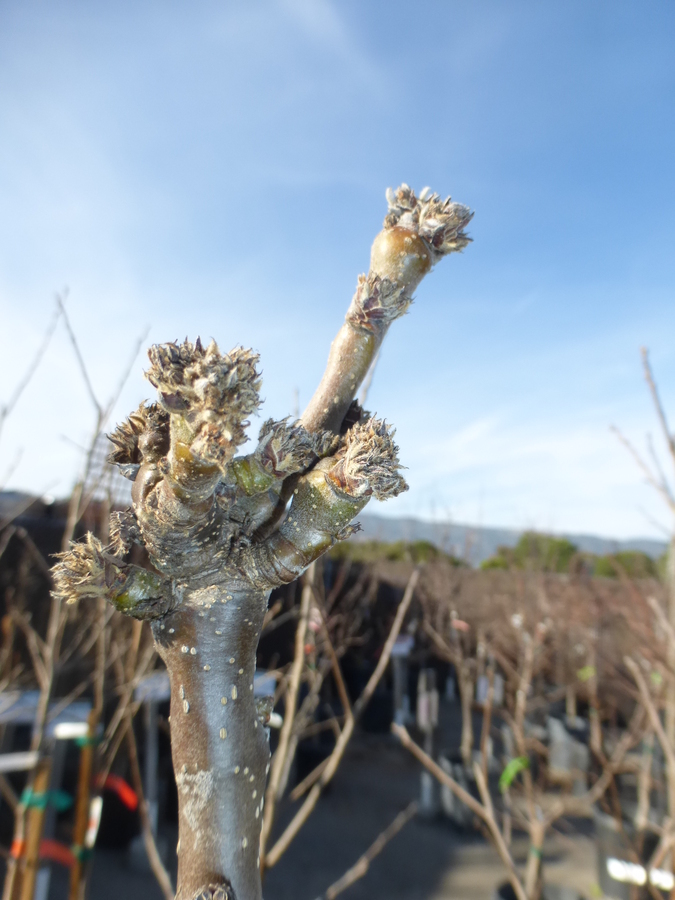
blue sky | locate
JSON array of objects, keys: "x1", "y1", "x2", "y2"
[{"x1": 1, "y1": 1, "x2": 675, "y2": 539}]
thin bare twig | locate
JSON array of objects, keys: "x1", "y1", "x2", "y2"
[
  {"x1": 58, "y1": 310, "x2": 147, "y2": 536},
  {"x1": 611, "y1": 425, "x2": 675, "y2": 514},
  {"x1": 125, "y1": 719, "x2": 174, "y2": 900},
  {"x1": 103, "y1": 327, "x2": 149, "y2": 420},
  {"x1": 480, "y1": 663, "x2": 495, "y2": 781},
  {"x1": 0, "y1": 450, "x2": 23, "y2": 492},
  {"x1": 648, "y1": 821, "x2": 675, "y2": 872},
  {"x1": 101, "y1": 639, "x2": 156, "y2": 757},
  {"x1": 325, "y1": 560, "x2": 352, "y2": 610},
  {"x1": 0, "y1": 487, "x2": 57, "y2": 532},
  {"x1": 261, "y1": 564, "x2": 315, "y2": 858},
  {"x1": 0, "y1": 299, "x2": 61, "y2": 445},
  {"x1": 0, "y1": 527, "x2": 16, "y2": 563},
  {"x1": 314, "y1": 591, "x2": 352, "y2": 718},
  {"x1": 314, "y1": 801, "x2": 418, "y2": 900},
  {"x1": 56, "y1": 294, "x2": 101, "y2": 415},
  {"x1": 14, "y1": 527, "x2": 52, "y2": 583},
  {"x1": 642, "y1": 347, "x2": 675, "y2": 468},
  {"x1": 261, "y1": 607, "x2": 298, "y2": 637},
  {"x1": 422, "y1": 619, "x2": 459, "y2": 667},
  {"x1": 626, "y1": 657, "x2": 675, "y2": 778},
  {"x1": 46, "y1": 674, "x2": 94, "y2": 724},
  {"x1": 647, "y1": 433, "x2": 675, "y2": 506},
  {"x1": 288, "y1": 758, "x2": 330, "y2": 803},
  {"x1": 11, "y1": 611, "x2": 48, "y2": 688},
  {"x1": 297, "y1": 716, "x2": 343, "y2": 742},
  {"x1": 358, "y1": 349, "x2": 380, "y2": 408},
  {"x1": 0, "y1": 775, "x2": 18, "y2": 812},
  {"x1": 262, "y1": 600, "x2": 284, "y2": 631},
  {"x1": 647, "y1": 595, "x2": 675, "y2": 651},
  {"x1": 544, "y1": 700, "x2": 646, "y2": 826}
]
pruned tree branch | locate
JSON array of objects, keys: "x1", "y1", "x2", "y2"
[{"x1": 48, "y1": 184, "x2": 469, "y2": 900}]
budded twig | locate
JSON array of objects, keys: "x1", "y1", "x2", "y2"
[{"x1": 48, "y1": 185, "x2": 470, "y2": 900}]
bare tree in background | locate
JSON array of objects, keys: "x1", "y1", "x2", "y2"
[
  {"x1": 1, "y1": 301, "x2": 148, "y2": 900},
  {"x1": 613, "y1": 347, "x2": 675, "y2": 891},
  {"x1": 51, "y1": 185, "x2": 473, "y2": 900},
  {"x1": 396, "y1": 587, "x2": 646, "y2": 900}
]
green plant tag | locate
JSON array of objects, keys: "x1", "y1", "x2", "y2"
[
  {"x1": 499, "y1": 755, "x2": 529, "y2": 792},
  {"x1": 20, "y1": 789, "x2": 73, "y2": 811},
  {"x1": 74, "y1": 734, "x2": 102, "y2": 748},
  {"x1": 650, "y1": 670, "x2": 663, "y2": 687},
  {"x1": 577, "y1": 665, "x2": 596, "y2": 682}
]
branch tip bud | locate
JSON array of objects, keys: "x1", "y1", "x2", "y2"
[
  {"x1": 146, "y1": 338, "x2": 262, "y2": 469},
  {"x1": 384, "y1": 184, "x2": 473, "y2": 258}
]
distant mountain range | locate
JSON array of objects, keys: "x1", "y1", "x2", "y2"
[
  {"x1": 1, "y1": 491, "x2": 667, "y2": 567},
  {"x1": 352, "y1": 512, "x2": 668, "y2": 566}
]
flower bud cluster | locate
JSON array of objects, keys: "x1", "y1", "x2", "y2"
[
  {"x1": 146, "y1": 338, "x2": 262, "y2": 468},
  {"x1": 107, "y1": 402, "x2": 170, "y2": 478},
  {"x1": 255, "y1": 418, "x2": 338, "y2": 477},
  {"x1": 327, "y1": 417, "x2": 408, "y2": 501},
  {"x1": 384, "y1": 184, "x2": 473, "y2": 259},
  {"x1": 346, "y1": 273, "x2": 411, "y2": 331}
]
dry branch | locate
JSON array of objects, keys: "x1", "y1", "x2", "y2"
[{"x1": 313, "y1": 801, "x2": 418, "y2": 900}]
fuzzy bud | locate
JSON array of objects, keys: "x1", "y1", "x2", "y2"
[
  {"x1": 53, "y1": 535, "x2": 168, "y2": 619},
  {"x1": 52, "y1": 535, "x2": 107, "y2": 604},
  {"x1": 312, "y1": 429, "x2": 342, "y2": 458},
  {"x1": 146, "y1": 338, "x2": 261, "y2": 469},
  {"x1": 193, "y1": 885, "x2": 236, "y2": 900},
  {"x1": 255, "y1": 696, "x2": 275, "y2": 727},
  {"x1": 383, "y1": 184, "x2": 473, "y2": 258},
  {"x1": 336, "y1": 521, "x2": 362, "y2": 541},
  {"x1": 345, "y1": 273, "x2": 411, "y2": 332},
  {"x1": 326, "y1": 417, "x2": 408, "y2": 501},
  {"x1": 107, "y1": 402, "x2": 170, "y2": 475},
  {"x1": 255, "y1": 418, "x2": 333, "y2": 477},
  {"x1": 109, "y1": 509, "x2": 142, "y2": 557}
]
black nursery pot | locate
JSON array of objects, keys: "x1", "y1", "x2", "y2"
[
  {"x1": 361, "y1": 689, "x2": 394, "y2": 733},
  {"x1": 594, "y1": 809, "x2": 663, "y2": 900},
  {"x1": 438, "y1": 751, "x2": 481, "y2": 828},
  {"x1": 295, "y1": 737, "x2": 335, "y2": 786},
  {"x1": 493, "y1": 882, "x2": 584, "y2": 900}
]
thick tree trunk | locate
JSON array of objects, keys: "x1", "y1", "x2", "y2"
[{"x1": 155, "y1": 584, "x2": 270, "y2": 900}]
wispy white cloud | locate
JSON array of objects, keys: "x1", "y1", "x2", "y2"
[{"x1": 381, "y1": 405, "x2": 674, "y2": 540}]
